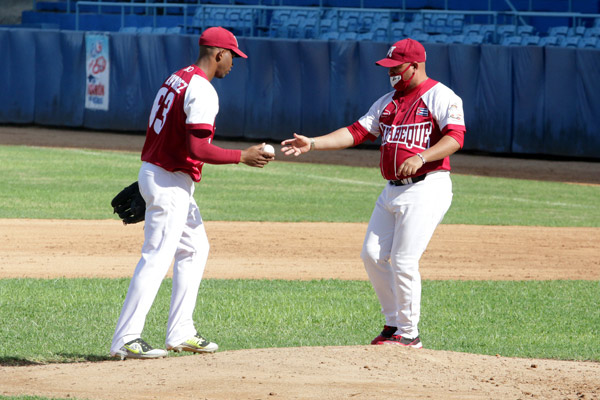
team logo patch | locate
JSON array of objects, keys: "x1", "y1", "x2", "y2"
[
  {"x1": 449, "y1": 104, "x2": 463, "y2": 121},
  {"x1": 416, "y1": 107, "x2": 429, "y2": 117}
]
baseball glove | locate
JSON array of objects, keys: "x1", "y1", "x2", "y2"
[{"x1": 111, "y1": 181, "x2": 146, "y2": 225}]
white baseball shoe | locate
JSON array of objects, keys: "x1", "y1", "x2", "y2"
[
  {"x1": 111, "y1": 338, "x2": 168, "y2": 360},
  {"x1": 168, "y1": 333, "x2": 218, "y2": 353}
]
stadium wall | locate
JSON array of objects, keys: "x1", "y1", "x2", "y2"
[{"x1": 1, "y1": 28, "x2": 599, "y2": 158}]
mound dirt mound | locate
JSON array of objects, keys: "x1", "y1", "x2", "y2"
[{"x1": 1, "y1": 346, "x2": 599, "y2": 400}]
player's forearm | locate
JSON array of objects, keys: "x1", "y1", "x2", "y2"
[
  {"x1": 311, "y1": 128, "x2": 355, "y2": 151},
  {"x1": 188, "y1": 133, "x2": 241, "y2": 164},
  {"x1": 420, "y1": 135, "x2": 461, "y2": 163}
]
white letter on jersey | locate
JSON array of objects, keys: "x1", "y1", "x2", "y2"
[{"x1": 148, "y1": 87, "x2": 175, "y2": 134}]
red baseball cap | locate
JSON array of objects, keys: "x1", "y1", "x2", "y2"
[
  {"x1": 199, "y1": 26, "x2": 248, "y2": 59},
  {"x1": 375, "y1": 38, "x2": 426, "y2": 67}
]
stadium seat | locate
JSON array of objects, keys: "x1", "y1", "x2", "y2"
[
  {"x1": 521, "y1": 35, "x2": 540, "y2": 46},
  {"x1": 372, "y1": 28, "x2": 389, "y2": 42},
  {"x1": 447, "y1": 14, "x2": 464, "y2": 33},
  {"x1": 446, "y1": 34, "x2": 465, "y2": 44},
  {"x1": 403, "y1": 22, "x2": 425, "y2": 36},
  {"x1": 479, "y1": 24, "x2": 496, "y2": 43},
  {"x1": 462, "y1": 24, "x2": 482, "y2": 36},
  {"x1": 567, "y1": 26, "x2": 586, "y2": 37},
  {"x1": 339, "y1": 31, "x2": 358, "y2": 40},
  {"x1": 462, "y1": 34, "x2": 484, "y2": 45},
  {"x1": 319, "y1": 31, "x2": 340, "y2": 40},
  {"x1": 578, "y1": 37, "x2": 599, "y2": 48},
  {"x1": 429, "y1": 33, "x2": 449, "y2": 43},
  {"x1": 152, "y1": 27, "x2": 167, "y2": 34},
  {"x1": 137, "y1": 26, "x2": 153, "y2": 34},
  {"x1": 517, "y1": 25, "x2": 534, "y2": 36},
  {"x1": 357, "y1": 31, "x2": 374, "y2": 41},
  {"x1": 584, "y1": 27, "x2": 600, "y2": 38},
  {"x1": 496, "y1": 24, "x2": 517, "y2": 40},
  {"x1": 538, "y1": 36, "x2": 561, "y2": 46},
  {"x1": 548, "y1": 26, "x2": 568, "y2": 37},
  {"x1": 412, "y1": 32, "x2": 430, "y2": 43},
  {"x1": 561, "y1": 36, "x2": 581, "y2": 48},
  {"x1": 501, "y1": 35, "x2": 522, "y2": 46}
]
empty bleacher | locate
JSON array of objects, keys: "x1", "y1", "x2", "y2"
[{"x1": 11, "y1": 0, "x2": 600, "y2": 48}]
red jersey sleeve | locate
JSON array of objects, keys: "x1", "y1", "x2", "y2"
[
  {"x1": 442, "y1": 125, "x2": 466, "y2": 148},
  {"x1": 187, "y1": 129, "x2": 241, "y2": 164},
  {"x1": 347, "y1": 121, "x2": 378, "y2": 145}
]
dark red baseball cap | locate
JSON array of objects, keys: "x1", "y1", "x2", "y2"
[
  {"x1": 199, "y1": 26, "x2": 248, "y2": 58},
  {"x1": 376, "y1": 38, "x2": 426, "y2": 67}
]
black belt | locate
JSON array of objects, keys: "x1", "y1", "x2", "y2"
[{"x1": 389, "y1": 174, "x2": 427, "y2": 186}]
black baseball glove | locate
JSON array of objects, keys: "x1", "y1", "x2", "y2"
[{"x1": 111, "y1": 181, "x2": 146, "y2": 225}]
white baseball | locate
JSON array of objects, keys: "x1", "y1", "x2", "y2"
[{"x1": 263, "y1": 144, "x2": 275, "y2": 155}]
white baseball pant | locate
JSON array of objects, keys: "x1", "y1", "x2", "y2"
[
  {"x1": 361, "y1": 171, "x2": 453, "y2": 339},
  {"x1": 110, "y1": 162, "x2": 209, "y2": 354}
]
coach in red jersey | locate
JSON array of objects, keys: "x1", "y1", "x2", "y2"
[
  {"x1": 110, "y1": 27, "x2": 274, "y2": 360},
  {"x1": 282, "y1": 38, "x2": 465, "y2": 349}
]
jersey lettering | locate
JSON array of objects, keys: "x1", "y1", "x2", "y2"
[
  {"x1": 148, "y1": 87, "x2": 175, "y2": 134},
  {"x1": 380, "y1": 121, "x2": 432, "y2": 149},
  {"x1": 164, "y1": 74, "x2": 189, "y2": 94}
]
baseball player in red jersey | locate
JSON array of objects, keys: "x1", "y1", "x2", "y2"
[
  {"x1": 281, "y1": 38, "x2": 466, "y2": 348},
  {"x1": 110, "y1": 27, "x2": 274, "y2": 360}
]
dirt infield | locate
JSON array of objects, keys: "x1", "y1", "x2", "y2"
[{"x1": 0, "y1": 125, "x2": 599, "y2": 400}]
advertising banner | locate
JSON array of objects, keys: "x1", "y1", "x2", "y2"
[{"x1": 85, "y1": 33, "x2": 110, "y2": 111}]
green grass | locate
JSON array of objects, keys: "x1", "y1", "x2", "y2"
[
  {"x1": 0, "y1": 279, "x2": 598, "y2": 366},
  {"x1": 0, "y1": 145, "x2": 598, "y2": 226},
  {"x1": 0, "y1": 143, "x2": 598, "y2": 400}
]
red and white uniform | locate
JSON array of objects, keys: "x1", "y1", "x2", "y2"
[
  {"x1": 351, "y1": 79, "x2": 466, "y2": 341},
  {"x1": 141, "y1": 65, "x2": 239, "y2": 182},
  {"x1": 111, "y1": 65, "x2": 233, "y2": 355},
  {"x1": 348, "y1": 78, "x2": 465, "y2": 180}
]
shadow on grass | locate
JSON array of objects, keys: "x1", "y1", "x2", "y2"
[{"x1": 1, "y1": 354, "x2": 114, "y2": 366}]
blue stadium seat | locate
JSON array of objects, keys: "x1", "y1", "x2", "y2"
[
  {"x1": 479, "y1": 24, "x2": 496, "y2": 43},
  {"x1": 462, "y1": 24, "x2": 482, "y2": 36},
  {"x1": 567, "y1": 26, "x2": 586, "y2": 37},
  {"x1": 152, "y1": 27, "x2": 167, "y2": 34},
  {"x1": 578, "y1": 37, "x2": 599, "y2": 48},
  {"x1": 496, "y1": 24, "x2": 517, "y2": 40},
  {"x1": 372, "y1": 28, "x2": 389, "y2": 42},
  {"x1": 319, "y1": 31, "x2": 339, "y2": 40},
  {"x1": 539, "y1": 36, "x2": 561, "y2": 46},
  {"x1": 584, "y1": 27, "x2": 600, "y2": 38},
  {"x1": 403, "y1": 22, "x2": 425, "y2": 36},
  {"x1": 429, "y1": 33, "x2": 449, "y2": 43},
  {"x1": 448, "y1": 14, "x2": 464, "y2": 32},
  {"x1": 595, "y1": 18, "x2": 600, "y2": 28},
  {"x1": 462, "y1": 34, "x2": 484, "y2": 45},
  {"x1": 521, "y1": 35, "x2": 540, "y2": 46},
  {"x1": 561, "y1": 36, "x2": 581, "y2": 48},
  {"x1": 137, "y1": 26, "x2": 153, "y2": 34},
  {"x1": 501, "y1": 35, "x2": 522, "y2": 46},
  {"x1": 446, "y1": 34, "x2": 465, "y2": 44},
  {"x1": 412, "y1": 32, "x2": 430, "y2": 43},
  {"x1": 586, "y1": 27, "x2": 600, "y2": 40},
  {"x1": 357, "y1": 31, "x2": 374, "y2": 41},
  {"x1": 517, "y1": 25, "x2": 534, "y2": 36},
  {"x1": 339, "y1": 31, "x2": 358, "y2": 40},
  {"x1": 548, "y1": 26, "x2": 568, "y2": 37}
]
